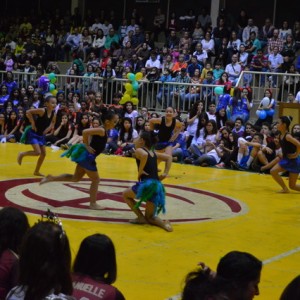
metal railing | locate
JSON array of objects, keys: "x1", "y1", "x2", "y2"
[
  {"x1": 1, "y1": 70, "x2": 299, "y2": 113},
  {"x1": 236, "y1": 70, "x2": 300, "y2": 103}
]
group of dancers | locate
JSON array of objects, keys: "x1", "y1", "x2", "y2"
[{"x1": 16, "y1": 96, "x2": 300, "y2": 233}]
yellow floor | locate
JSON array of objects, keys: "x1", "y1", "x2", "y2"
[{"x1": 1, "y1": 143, "x2": 300, "y2": 300}]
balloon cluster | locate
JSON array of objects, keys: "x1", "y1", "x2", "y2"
[
  {"x1": 38, "y1": 73, "x2": 58, "y2": 96},
  {"x1": 119, "y1": 72, "x2": 143, "y2": 105},
  {"x1": 256, "y1": 97, "x2": 274, "y2": 119}
]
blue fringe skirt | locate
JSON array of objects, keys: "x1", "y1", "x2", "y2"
[
  {"x1": 61, "y1": 144, "x2": 97, "y2": 171},
  {"x1": 132, "y1": 179, "x2": 166, "y2": 215},
  {"x1": 279, "y1": 157, "x2": 300, "y2": 174}
]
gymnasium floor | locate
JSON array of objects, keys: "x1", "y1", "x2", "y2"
[{"x1": 0, "y1": 143, "x2": 299, "y2": 299}]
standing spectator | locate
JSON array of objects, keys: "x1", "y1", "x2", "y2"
[
  {"x1": 242, "y1": 18, "x2": 259, "y2": 43},
  {"x1": 197, "y1": 7, "x2": 212, "y2": 31},
  {"x1": 152, "y1": 8, "x2": 165, "y2": 41}
]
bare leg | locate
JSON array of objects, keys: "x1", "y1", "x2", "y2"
[
  {"x1": 40, "y1": 164, "x2": 86, "y2": 185},
  {"x1": 17, "y1": 144, "x2": 41, "y2": 166},
  {"x1": 270, "y1": 163, "x2": 289, "y2": 193},
  {"x1": 288, "y1": 173, "x2": 300, "y2": 192},
  {"x1": 85, "y1": 169, "x2": 104, "y2": 210},
  {"x1": 123, "y1": 188, "x2": 147, "y2": 224},
  {"x1": 261, "y1": 157, "x2": 280, "y2": 171},
  {"x1": 34, "y1": 145, "x2": 46, "y2": 176},
  {"x1": 145, "y1": 201, "x2": 173, "y2": 232}
]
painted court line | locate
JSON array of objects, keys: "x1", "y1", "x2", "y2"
[{"x1": 166, "y1": 246, "x2": 300, "y2": 300}]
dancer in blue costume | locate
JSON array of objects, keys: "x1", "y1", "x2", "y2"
[
  {"x1": 17, "y1": 95, "x2": 57, "y2": 176},
  {"x1": 40, "y1": 110, "x2": 119, "y2": 210},
  {"x1": 123, "y1": 131, "x2": 173, "y2": 232},
  {"x1": 270, "y1": 116, "x2": 300, "y2": 193}
]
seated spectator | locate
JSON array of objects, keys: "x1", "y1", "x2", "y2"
[
  {"x1": 231, "y1": 117, "x2": 245, "y2": 137},
  {"x1": 6, "y1": 221, "x2": 74, "y2": 300},
  {"x1": 72, "y1": 233, "x2": 125, "y2": 300},
  {"x1": 231, "y1": 132, "x2": 263, "y2": 170},
  {"x1": 193, "y1": 43, "x2": 207, "y2": 66},
  {"x1": 0, "y1": 207, "x2": 29, "y2": 299},
  {"x1": 281, "y1": 34, "x2": 296, "y2": 64},
  {"x1": 201, "y1": 32, "x2": 214, "y2": 63},
  {"x1": 116, "y1": 118, "x2": 137, "y2": 156},
  {"x1": 225, "y1": 54, "x2": 241, "y2": 85},
  {"x1": 145, "y1": 51, "x2": 160, "y2": 72},
  {"x1": 171, "y1": 54, "x2": 188, "y2": 76},
  {"x1": 279, "y1": 20, "x2": 292, "y2": 41},
  {"x1": 165, "y1": 30, "x2": 180, "y2": 50},
  {"x1": 267, "y1": 28, "x2": 284, "y2": 54},
  {"x1": 187, "y1": 55, "x2": 202, "y2": 77},
  {"x1": 245, "y1": 31, "x2": 261, "y2": 63},
  {"x1": 212, "y1": 60, "x2": 224, "y2": 81}
]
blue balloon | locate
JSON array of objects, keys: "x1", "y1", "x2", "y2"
[
  {"x1": 259, "y1": 110, "x2": 267, "y2": 120},
  {"x1": 267, "y1": 109, "x2": 274, "y2": 116},
  {"x1": 132, "y1": 81, "x2": 139, "y2": 91},
  {"x1": 214, "y1": 86, "x2": 224, "y2": 95},
  {"x1": 38, "y1": 76, "x2": 49, "y2": 92}
]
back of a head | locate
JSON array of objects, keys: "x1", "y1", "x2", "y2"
[
  {"x1": 182, "y1": 268, "x2": 232, "y2": 300},
  {"x1": 280, "y1": 275, "x2": 300, "y2": 300},
  {"x1": 217, "y1": 251, "x2": 262, "y2": 288},
  {"x1": 140, "y1": 130, "x2": 158, "y2": 148},
  {"x1": 0, "y1": 207, "x2": 29, "y2": 255},
  {"x1": 19, "y1": 221, "x2": 72, "y2": 300},
  {"x1": 73, "y1": 233, "x2": 117, "y2": 284}
]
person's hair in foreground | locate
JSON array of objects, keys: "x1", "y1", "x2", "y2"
[
  {"x1": 182, "y1": 267, "x2": 232, "y2": 300},
  {"x1": 280, "y1": 275, "x2": 300, "y2": 300},
  {"x1": 0, "y1": 207, "x2": 29, "y2": 256},
  {"x1": 217, "y1": 251, "x2": 262, "y2": 300},
  {"x1": 0, "y1": 207, "x2": 29, "y2": 298},
  {"x1": 73, "y1": 233, "x2": 117, "y2": 284},
  {"x1": 7, "y1": 221, "x2": 73, "y2": 300}
]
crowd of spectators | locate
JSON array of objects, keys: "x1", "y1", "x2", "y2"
[{"x1": 0, "y1": 8, "x2": 300, "y2": 173}]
